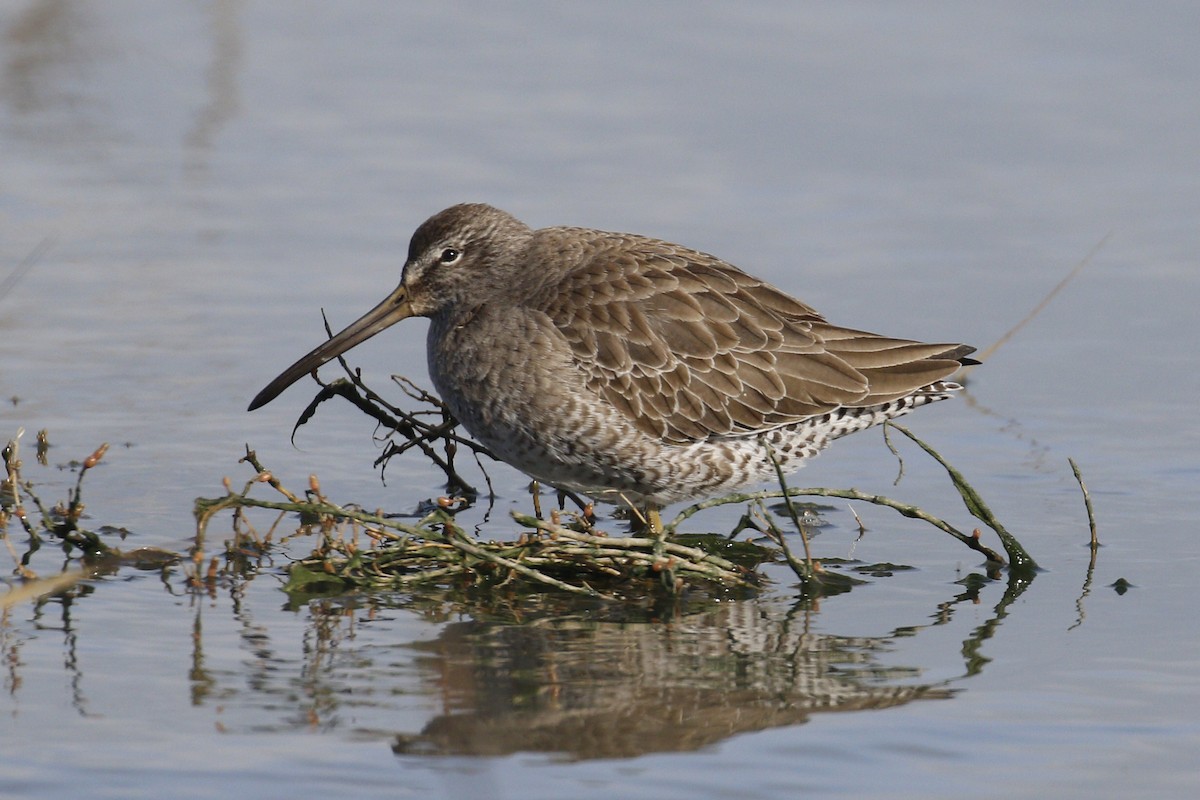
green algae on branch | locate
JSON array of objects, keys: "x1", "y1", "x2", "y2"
[{"x1": 886, "y1": 423, "x2": 1038, "y2": 575}]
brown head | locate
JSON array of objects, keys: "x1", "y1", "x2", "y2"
[{"x1": 247, "y1": 203, "x2": 531, "y2": 411}]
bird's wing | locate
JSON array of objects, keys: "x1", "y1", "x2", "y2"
[{"x1": 530, "y1": 229, "x2": 971, "y2": 444}]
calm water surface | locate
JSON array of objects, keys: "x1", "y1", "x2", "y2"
[{"x1": 2, "y1": 3, "x2": 1198, "y2": 798}]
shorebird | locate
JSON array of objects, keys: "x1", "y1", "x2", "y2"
[{"x1": 249, "y1": 204, "x2": 975, "y2": 531}]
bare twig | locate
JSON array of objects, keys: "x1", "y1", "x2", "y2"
[
  {"x1": 882, "y1": 423, "x2": 905, "y2": 485},
  {"x1": 442, "y1": 519, "x2": 609, "y2": 598},
  {"x1": 964, "y1": 234, "x2": 1110, "y2": 373},
  {"x1": 1068, "y1": 458, "x2": 1098, "y2": 548},
  {"x1": 761, "y1": 440, "x2": 817, "y2": 586},
  {"x1": 668, "y1": 484, "x2": 1006, "y2": 566},
  {"x1": 0, "y1": 237, "x2": 55, "y2": 305}
]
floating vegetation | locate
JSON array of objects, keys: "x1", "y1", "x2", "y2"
[
  {"x1": 1, "y1": 428, "x2": 179, "y2": 608},
  {"x1": 194, "y1": 449, "x2": 765, "y2": 601},
  {"x1": 2, "y1": 429, "x2": 115, "y2": 565}
]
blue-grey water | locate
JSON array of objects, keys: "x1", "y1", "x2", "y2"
[{"x1": 2, "y1": 3, "x2": 1198, "y2": 798}]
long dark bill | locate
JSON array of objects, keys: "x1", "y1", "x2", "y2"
[{"x1": 247, "y1": 284, "x2": 414, "y2": 411}]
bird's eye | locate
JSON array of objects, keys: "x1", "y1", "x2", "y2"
[{"x1": 438, "y1": 248, "x2": 461, "y2": 264}]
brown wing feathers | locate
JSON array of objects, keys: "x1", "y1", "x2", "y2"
[{"x1": 536, "y1": 231, "x2": 972, "y2": 444}]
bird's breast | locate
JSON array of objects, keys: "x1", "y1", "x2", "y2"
[{"x1": 427, "y1": 308, "x2": 570, "y2": 435}]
